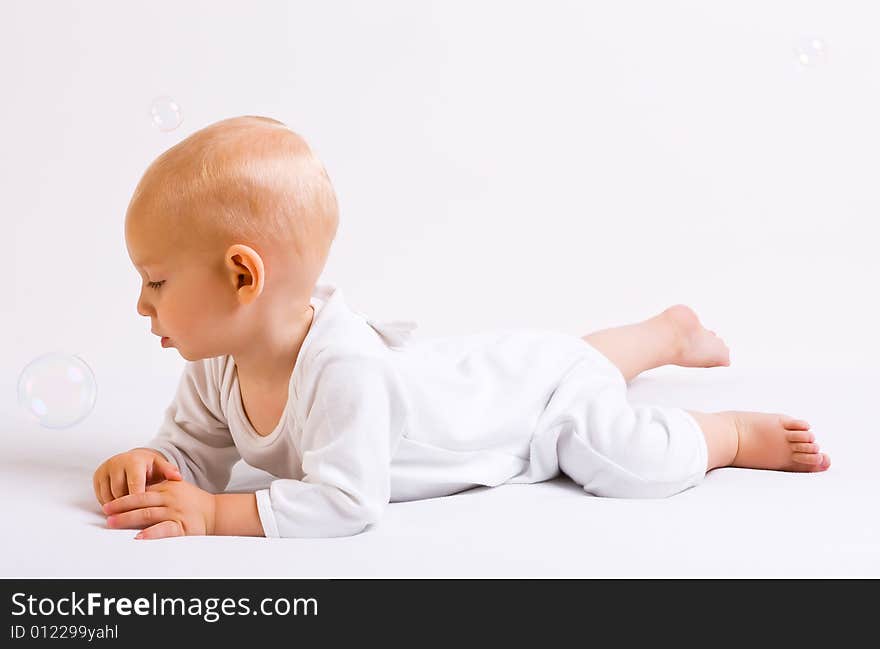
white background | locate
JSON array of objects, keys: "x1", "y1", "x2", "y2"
[
  {"x1": 3, "y1": 0, "x2": 879, "y2": 430},
  {"x1": 1, "y1": 1, "x2": 878, "y2": 576}
]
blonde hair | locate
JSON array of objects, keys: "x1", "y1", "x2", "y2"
[{"x1": 127, "y1": 115, "x2": 339, "y2": 272}]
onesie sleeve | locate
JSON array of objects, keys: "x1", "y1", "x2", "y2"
[
  {"x1": 255, "y1": 355, "x2": 404, "y2": 538},
  {"x1": 145, "y1": 359, "x2": 241, "y2": 494}
]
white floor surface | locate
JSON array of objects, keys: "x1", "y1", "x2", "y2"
[{"x1": 2, "y1": 366, "x2": 877, "y2": 578}]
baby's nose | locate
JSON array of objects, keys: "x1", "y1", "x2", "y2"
[{"x1": 136, "y1": 296, "x2": 152, "y2": 317}]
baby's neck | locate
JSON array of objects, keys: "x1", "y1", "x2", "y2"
[{"x1": 232, "y1": 305, "x2": 314, "y2": 388}]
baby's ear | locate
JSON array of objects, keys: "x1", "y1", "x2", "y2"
[{"x1": 225, "y1": 244, "x2": 264, "y2": 303}]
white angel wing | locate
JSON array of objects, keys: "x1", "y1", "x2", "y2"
[{"x1": 364, "y1": 318, "x2": 419, "y2": 350}]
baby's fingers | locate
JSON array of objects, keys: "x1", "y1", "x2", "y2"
[
  {"x1": 135, "y1": 520, "x2": 184, "y2": 541},
  {"x1": 96, "y1": 474, "x2": 113, "y2": 505},
  {"x1": 127, "y1": 464, "x2": 147, "y2": 496},
  {"x1": 153, "y1": 457, "x2": 182, "y2": 482},
  {"x1": 109, "y1": 468, "x2": 128, "y2": 499},
  {"x1": 98, "y1": 475, "x2": 113, "y2": 505}
]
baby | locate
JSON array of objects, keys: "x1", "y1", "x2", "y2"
[{"x1": 93, "y1": 115, "x2": 830, "y2": 540}]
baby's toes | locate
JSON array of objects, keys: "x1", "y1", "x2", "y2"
[
  {"x1": 792, "y1": 451, "x2": 824, "y2": 466},
  {"x1": 781, "y1": 416, "x2": 811, "y2": 430},
  {"x1": 791, "y1": 442, "x2": 819, "y2": 454},
  {"x1": 786, "y1": 429, "x2": 815, "y2": 443},
  {"x1": 803, "y1": 452, "x2": 831, "y2": 472}
]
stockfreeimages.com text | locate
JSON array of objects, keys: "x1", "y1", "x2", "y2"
[{"x1": 11, "y1": 592, "x2": 316, "y2": 623}]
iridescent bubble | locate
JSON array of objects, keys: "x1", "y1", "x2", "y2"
[
  {"x1": 149, "y1": 96, "x2": 183, "y2": 132},
  {"x1": 17, "y1": 352, "x2": 98, "y2": 429},
  {"x1": 794, "y1": 36, "x2": 828, "y2": 67}
]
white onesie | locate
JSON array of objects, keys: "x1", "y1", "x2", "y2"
[{"x1": 147, "y1": 283, "x2": 708, "y2": 538}]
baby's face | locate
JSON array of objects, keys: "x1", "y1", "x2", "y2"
[{"x1": 125, "y1": 213, "x2": 237, "y2": 362}]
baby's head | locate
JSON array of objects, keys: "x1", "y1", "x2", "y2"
[{"x1": 124, "y1": 115, "x2": 338, "y2": 361}]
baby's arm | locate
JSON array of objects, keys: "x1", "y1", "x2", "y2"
[
  {"x1": 100, "y1": 359, "x2": 245, "y2": 538},
  {"x1": 154, "y1": 358, "x2": 263, "y2": 535},
  {"x1": 252, "y1": 354, "x2": 402, "y2": 538},
  {"x1": 96, "y1": 360, "x2": 239, "y2": 502},
  {"x1": 145, "y1": 358, "x2": 241, "y2": 493},
  {"x1": 212, "y1": 493, "x2": 264, "y2": 536},
  {"x1": 105, "y1": 355, "x2": 400, "y2": 538}
]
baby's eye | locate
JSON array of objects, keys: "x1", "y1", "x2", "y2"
[{"x1": 147, "y1": 281, "x2": 165, "y2": 290}]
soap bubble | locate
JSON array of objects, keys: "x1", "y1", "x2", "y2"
[
  {"x1": 149, "y1": 96, "x2": 183, "y2": 132},
  {"x1": 794, "y1": 36, "x2": 828, "y2": 67},
  {"x1": 17, "y1": 352, "x2": 97, "y2": 429}
]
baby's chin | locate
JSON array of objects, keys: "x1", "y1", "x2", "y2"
[
  {"x1": 163, "y1": 340, "x2": 192, "y2": 361},
  {"x1": 175, "y1": 347, "x2": 203, "y2": 362},
  {"x1": 172, "y1": 343, "x2": 226, "y2": 363}
]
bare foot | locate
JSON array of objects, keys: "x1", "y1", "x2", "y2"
[
  {"x1": 727, "y1": 411, "x2": 831, "y2": 472},
  {"x1": 662, "y1": 304, "x2": 731, "y2": 368}
]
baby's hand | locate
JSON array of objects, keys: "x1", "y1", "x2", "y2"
[
  {"x1": 103, "y1": 479, "x2": 216, "y2": 539},
  {"x1": 92, "y1": 447, "x2": 182, "y2": 506}
]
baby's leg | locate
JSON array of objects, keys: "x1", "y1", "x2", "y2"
[
  {"x1": 551, "y1": 365, "x2": 829, "y2": 502},
  {"x1": 583, "y1": 304, "x2": 730, "y2": 383},
  {"x1": 688, "y1": 410, "x2": 830, "y2": 472}
]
